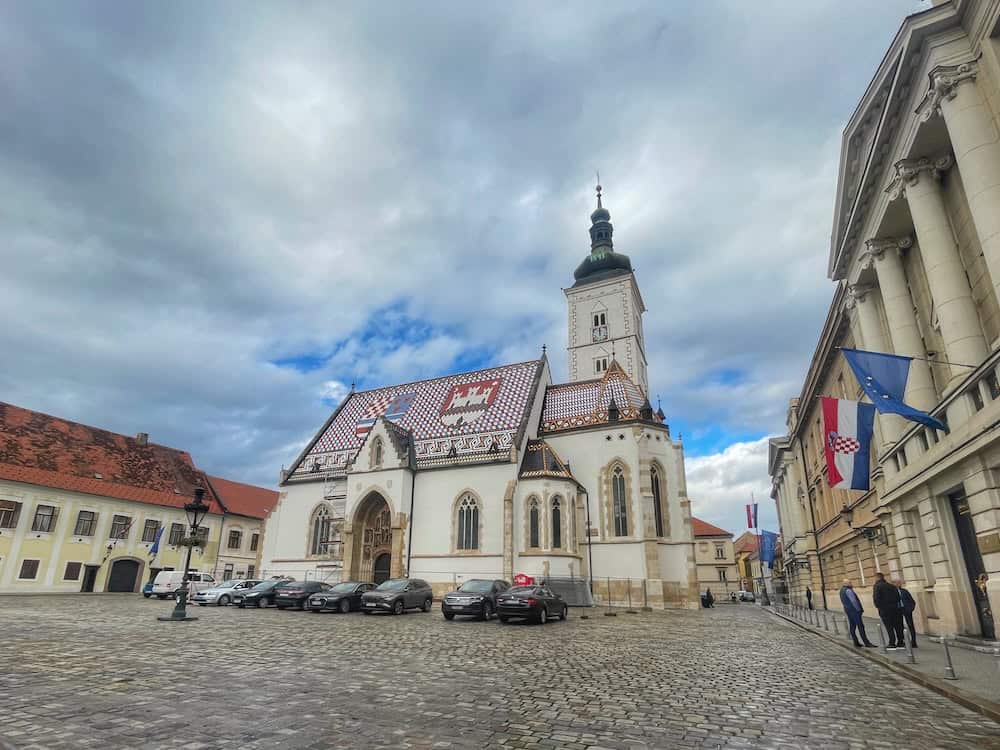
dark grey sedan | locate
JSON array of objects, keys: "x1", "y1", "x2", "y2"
[{"x1": 496, "y1": 585, "x2": 568, "y2": 624}]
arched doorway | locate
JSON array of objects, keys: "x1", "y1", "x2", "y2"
[
  {"x1": 373, "y1": 553, "x2": 391, "y2": 584},
  {"x1": 107, "y1": 559, "x2": 141, "y2": 592},
  {"x1": 350, "y1": 492, "x2": 396, "y2": 583}
]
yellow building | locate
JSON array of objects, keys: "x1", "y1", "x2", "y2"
[
  {"x1": 0, "y1": 402, "x2": 276, "y2": 593},
  {"x1": 691, "y1": 517, "x2": 738, "y2": 598}
]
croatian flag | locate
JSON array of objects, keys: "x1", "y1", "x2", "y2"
[
  {"x1": 745, "y1": 503, "x2": 758, "y2": 529},
  {"x1": 821, "y1": 397, "x2": 876, "y2": 491}
]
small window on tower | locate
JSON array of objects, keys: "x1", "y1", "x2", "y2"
[
  {"x1": 592, "y1": 312, "x2": 608, "y2": 343},
  {"x1": 595, "y1": 357, "x2": 608, "y2": 374}
]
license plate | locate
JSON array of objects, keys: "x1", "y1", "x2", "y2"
[{"x1": 365, "y1": 602, "x2": 376, "y2": 607}]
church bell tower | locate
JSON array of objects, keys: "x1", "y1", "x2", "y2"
[{"x1": 565, "y1": 184, "x2": 649, "y2": 394}]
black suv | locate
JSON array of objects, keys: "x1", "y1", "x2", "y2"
[
  {"x1": 441, "y1": 579, "x2": 510, "y2": 620},
  {"x1": 360, "y1": 578, "x2": 434, "y2": 615}
]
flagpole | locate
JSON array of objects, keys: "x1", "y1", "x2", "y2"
[
  {"x1": 834, "y1": 346, "x2": 978, "y2": 369},
  {"x1": 753, "y1": 492, "x2": 767, "y2": 605}
]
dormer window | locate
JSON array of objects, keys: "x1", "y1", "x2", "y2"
[{"x1": 591, "y1": 312, "x2": 608, "y2": 342}]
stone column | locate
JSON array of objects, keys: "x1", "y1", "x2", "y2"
[
  {"x1": 888, "y1": 156, "x2": 987, "y2": 384},
  {"x1": 847, "y1": 283, "x2": 902, "y2": 444},
  {"x1": 920, "y1": 61, "x2": 1000, "y2": 320},
  {"x1": 864, "y1": 237, "x2": 938, "y2": 412}
]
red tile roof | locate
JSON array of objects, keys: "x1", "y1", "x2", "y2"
[
  {"x1": 0, "y1": 401, "x2": 222, "y2": 513},
  {"x1": 208, "y1": 475, "x2": 279, "y2": 519},
  {"x1": 733, "y1": 531, "x2": 759, "y2": 554},
  {"x1": 541, "y1": 360, "x2": 661, "y2": 433},
  {"x1": 691, "y1": 517, "x2": 732, "y2": 538}
]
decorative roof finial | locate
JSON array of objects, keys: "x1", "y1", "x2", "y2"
[
  {"x1": 595, "y1": 170, "x2": 603, "y2": 209},
  {"x1": 350, "y1": 379, "x2": 356, "y2": 393},
  {"x1": 541, "y1": 344, "x2": 547, "y2": 357}
]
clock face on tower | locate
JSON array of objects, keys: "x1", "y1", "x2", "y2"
[{"x1": 592, "y1": 325, "x2": 608, "y2": 343}]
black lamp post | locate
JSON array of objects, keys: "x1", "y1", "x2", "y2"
[
  {"x1": 839, "y1": 504, "x2": 887, "y2": 544},
  {"x1": 158, "y1": 487, "x2": 210, "y2": 623}
]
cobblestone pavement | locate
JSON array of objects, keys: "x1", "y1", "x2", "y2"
[{"x1": 2, "y1": 597, "x2": 1000, "y2": 750}]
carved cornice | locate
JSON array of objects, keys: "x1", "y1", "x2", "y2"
[
  {"x1": 917, "y1": 60, "x2": 979, "y2": 121},
  {"x1": 864, "y1": 236, "x2": 913, "y2": 261},
  {"x1": 885, "y1": 155, "x2": 953, "y2": 199},
  {"x1": 847, "y1": 282, "x2": 876, "y2": 305}
]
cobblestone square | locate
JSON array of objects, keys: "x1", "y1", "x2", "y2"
[{"x1": 2, "y1": 596, "x2": 1000, "y2": 750}]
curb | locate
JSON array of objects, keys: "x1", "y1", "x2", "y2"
[{"x1": 767, "y1": 607, "x2": 1000, "y2": 724}]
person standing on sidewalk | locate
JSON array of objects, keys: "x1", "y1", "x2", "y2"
[
  {"x1": 839, "y1": 579, "x2": 875, "y2": 648},
  {"x1": 806, "y1": 586, "x2": 814, "y2": 610},
  {"x1": 895, "y1": 576, "x2": 918, "y2": 648},
  {"x1": 872, "y1": 572, "x2": 904, "y2": 650}
]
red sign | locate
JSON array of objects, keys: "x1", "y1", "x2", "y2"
[{"x1": 513, "y1": 573, "x2": 535, "y2": 586}]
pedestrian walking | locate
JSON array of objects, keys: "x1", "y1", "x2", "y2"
[
  {"x1": 872, "y1": 572, "x2": 905, "y2": 650},
  {"x1": 705, "y1": 588, "x2": 715, "y2": 608},
  {"x1": 806, "y1": 586, "x2": 814, "y2": 610},
  {"x1": 895, "y1": 575, "x2": 918, "y2": 648},
  {"x1": 839, "y1": 579, "x2": 875, "y2": 648}
]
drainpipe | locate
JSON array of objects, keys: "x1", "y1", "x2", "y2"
[
  {"x1": 405, "y1": 467, "x2": 416, "y2": 577},
  {"x1": 797, "y1": 438, "x2": 828, "y2": 610},
  {"x1": 583, "y1": 488, "x2": 594, "y2": 595}
]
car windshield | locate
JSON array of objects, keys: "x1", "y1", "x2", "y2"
[
  {"x1": 506, "y1": 586, "x2": 535, "y2": 595},
  {"x1": 376, "y1": 579, "x2": 408, "y2": 591},
  {"x1": 330, "y1": 583, "x2": 357, "y2": 593},
  {"x1": 250, "y1": 580, "x2": 286, "y2": 592},
  {"x1": 216, "y1": 580, "x2": 239, "y2": 589},
  {"x1": 458, "y1": 580, "x2": 493, "y2": 593}
]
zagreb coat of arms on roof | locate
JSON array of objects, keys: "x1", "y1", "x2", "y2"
[{"x1": 439, "y1": 378, "x2": 502, "y2": 427}]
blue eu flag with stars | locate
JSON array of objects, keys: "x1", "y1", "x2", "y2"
[{"x1": 841, "y1": 348, "x2": 947, "y2": 432}]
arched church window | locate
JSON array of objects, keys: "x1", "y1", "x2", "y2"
[
  {"x1": 551, "y1": 497, "x2": 562, "y2": 549},
  {"x1": 310, "y1": 505, "x2": 333, "y2": 556},
  {"x1": 528, "y1": 498, "x2": 540, "y2": 548},
  {"x1": 456, "y1": 495, "x2": 479, "y2": 550},
  {"x1": 612, "y1": 467, "x2": 628, "y2": 537},
  {"x1": 651, "y1": 467, "x2": 664, "y2": 537}
]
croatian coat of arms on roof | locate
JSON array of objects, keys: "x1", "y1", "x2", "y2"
[
  {"x1": 439, "y1": 378, "x2": 502, "y2": 427},
  {"x1": 355, "y1": 391, "x2": 416, "y2": 437}
]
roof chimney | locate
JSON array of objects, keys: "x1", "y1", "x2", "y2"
[{"x1": 136, "y1": 432, "x2": 149, "y2": 446}]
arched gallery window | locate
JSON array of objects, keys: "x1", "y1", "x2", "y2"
[
  {"x1": 651, "y1": 467, "x2": 664, "y2": 537},
  {"x1": 551, "y1": 497, "x2": 562, "y2": 549},
  {"x1": 528, "y1": 498, "x2": 540, "y2": 548},
  {"x1": 612, "y1": 467, "x2": 628, "y2": 537},
  {"x1": 456, "y1": 494, "x2": 479, "y2": 550},
  {"x1": 310, "y1": 505, "x2": 333, "y2": 556}
]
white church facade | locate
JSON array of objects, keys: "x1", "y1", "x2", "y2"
[{"x1": 261, "y1": 188, "x2": 698, "y2": 607}]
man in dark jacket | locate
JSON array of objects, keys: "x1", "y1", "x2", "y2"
[
  {"x1": 839, "y1": 579, "x2": 875, "y2": 647},
  {"x1": 895, "y1": 576, "x2": 918, "y2": 648},
  {"x1": 806, "y1": 587, "x2": 814, "y2": 610},
  {"x1": 872, "y1": 572, "x2": 904, "y2": 649}
]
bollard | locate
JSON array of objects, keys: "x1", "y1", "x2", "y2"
[
  {"x1": 941, "y1": 636, "x2": 958, "y2": 680},
  {"x1": 877, "y1": 621, "x2": 887, "y2": 654},
  {"x1": 604, "y1": 577, "x2": 616, "y2": 617},
  {"x1": 832, "y1": 615, "x2": 840, "y2": 636},
  {"x1": 822, "y1": 612, "x2": 829, "y2": 631},
  {"x1": 642, "y1": 578, "x2": 651, "y2": 612},
  {"x1": 626, "y1": 578, "x2": 637, "y2": 614},
  {"x1": 904, "y1": 628, "x2": 916, "y2": 664}
]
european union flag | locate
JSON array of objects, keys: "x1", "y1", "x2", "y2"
[
  {"x1": 759, "y1": 530, "x2": 778, "y2": 569},
  {"x1": 841, "y1": 348, "x2": 947, "y2": 432}
]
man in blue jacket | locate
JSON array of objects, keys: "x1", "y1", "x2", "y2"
[
  {"x1": 895, "y1": 576, "x2": 918, "y2": 648},
  {"x1": 839, "y1": 579, "x2": 875, "y2": 648}
]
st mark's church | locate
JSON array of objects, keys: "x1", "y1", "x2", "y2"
[{"x1": 261, "y1": 188, "x2": 698, "y2": 607}]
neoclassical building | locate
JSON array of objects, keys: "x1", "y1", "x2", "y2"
[
  {"x1": 262, "y1": 190, "x2": 698, "y2": 607},
  {"x1": 771, "y1": 0, "x2": 1000, "y2": 638}
]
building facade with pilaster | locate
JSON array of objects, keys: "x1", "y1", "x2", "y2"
[{"x1": 770, "y1": 0, "x2": 1000, "y2": 639}]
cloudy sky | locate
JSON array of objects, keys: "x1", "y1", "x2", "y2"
[{"x1": 1, "y1": 1, "x2": 928, "y2": 534}]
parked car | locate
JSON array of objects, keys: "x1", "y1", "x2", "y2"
[
  {"x1": 308, "y1": 581, "x2": 376, "y2": 613},
  {"x1": 360, "y1": 578, "x2": 434, "y2": 615},
  {"x1": 496, "y1": 585, "x2": 567, "y2": 624},
  {"x1": 234, "y1": 578, "x2": 295, "y2": 608},
  {"x1": 737, "y1": 590, "x2": 756, "y2": 602},
  {"x1": 150, "y1": 570, "x2": 217, "y2": 599},
  {"x1": 142, "y1": 581, "x2": 155, "y2": 598},
  {"x1": 191, "y1": 579, "x2": 263, "y2": 607},
  {"x1": 274, "y1": 580, "x2": 331, "y2": 610},
  {"x1": 441, "y1": 579, "x2": 510, "y2": 621}
]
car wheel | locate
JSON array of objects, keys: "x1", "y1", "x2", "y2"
[
  {"x1": 143, "y1": 593, "x2": 151, "y2": 599},
  {"x1": 299, "y1": 599, "x2": 308, "y2": 611},
  {"x1": 363, "y1": 610, "x2": 372, "y2": 615},
  {"x1": 498, "y1": 616, "x2": 509, "y2": 624},
  {"x1": 482, "y1": 602, "x2": 494, "y2": 621},
  {"x1": 560, "y1": 605, "x2": 568, "y2": 621},
  {"x1": 392, "y1": 599, "x2": 404, "y2": 615},
  {"x1": 422, "y1": 597, "x2": 433, "y2": 613},
  {"x1": 218, "y1": 594, "x2": 231, "y2": 607},
  {"x1": 340, "y1": 599, "x2": 351, "y2": 614},
  {"x1": 254, "y1": 599, "x2": 262, "y2": 608},
  {"x1": 537, "y1": 607, "x2": 547, "y2": 625},
  {"x1": 443, "y1": 612, "x2": 455, "y2": 621}
]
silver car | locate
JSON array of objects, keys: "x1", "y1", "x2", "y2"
[{"x1": 192, "y1": 579, "x2": 263, "y2": 606}]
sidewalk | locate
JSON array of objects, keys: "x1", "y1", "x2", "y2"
[{"x1": 769, "y1": 603, "x2": 1000, "y2": 721}]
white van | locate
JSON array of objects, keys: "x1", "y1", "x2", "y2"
[{"x1": 151, "y1": 570, "x2": 217, "y2": 599}]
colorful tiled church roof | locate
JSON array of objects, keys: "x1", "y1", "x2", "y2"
[
  {"x1": 691, "y1": 517, "x2": 732, "y2": 538},
  {"x1": 207, "y1": 476, "x2": 279, "y2": 519},
  {"x1": 519, "y1": 439, "x2": 577, "y2": 482},
  {"x1": 540, "y1": 360, "x2": 661, "y2": 433},
  {"x1": 288, "y1": 359, "x2": 545, "y2": 477},
  {"x1": 0, "y1": 401, "x2": 223, "y2": 513}
]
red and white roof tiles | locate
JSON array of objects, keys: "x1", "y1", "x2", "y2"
[{"x1": 540, "y1": 360, "x2": 647, "y2": 433}]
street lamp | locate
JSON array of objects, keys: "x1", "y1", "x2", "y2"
[
  {"x1": 839, "y1": 504, "x2": 887, "y2": 544},
  {"x1": 158, "y1": 487, "x2": 210, "y2": 623}
]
